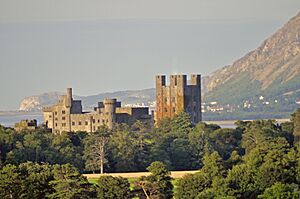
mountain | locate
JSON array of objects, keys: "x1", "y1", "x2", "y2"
[
  {"x1": 19, "y1": 89, "x2": 155, "y2": 112},
  {"x1": 203, "y1": 12, "x2": 300, "y2": 106},
  {"x1": 19, "y1": 92, "x2": 63, "y2": 111}
]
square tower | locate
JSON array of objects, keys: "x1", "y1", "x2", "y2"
[{"x1": 155, "y1": 74, "x2": 202, "y2": 124}]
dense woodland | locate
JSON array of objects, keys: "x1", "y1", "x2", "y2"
[{"x1": 0, "y1": 109, "x2": 300, "y2": 198}]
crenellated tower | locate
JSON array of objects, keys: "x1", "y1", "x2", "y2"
[{"x1": 155, "y1": 74, "x2": 202, "y2": 125}]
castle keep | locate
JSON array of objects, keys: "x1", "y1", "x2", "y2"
[
  {"x1": 155, "y1": 74, "x2": 202, "y2": 124},
  {"x1": 43, "y1": 88, "x2": 150, "y2": 134}
]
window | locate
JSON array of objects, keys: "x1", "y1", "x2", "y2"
[
  {"x1": 62, "y1": 110, "x2": 66, "y2": 114},
  {"x1": 93, "y1": 119, "x2": 95, "y2": 123},
  {"x1": 193, "y1": 96, "x2": 197, "y2": 102},
  {"x1": 98, "y1": 119, "x2": 100, "y2": 123},
  {"x1": 85, "y1": 121, "x2": 88, "y2": 125},
  {"x1": 173, "y1": 107, "x2": 176, "y2": 112},
  {"x1": 102, "y1": 119, "x2": 105, "y2": 124},
  {"x1": 55, "y1": 123, "x2": 57, "y2": 127},
  {"x1": 62, "y1": 123, "x2": 66, "y2": 127},
  {"x1": 62, "y1": 116, "x2": 65, "y2": 120},
  {"x1": 49, "y1": 115, "x2": 52, "y2": 118},
  {"x1": 78, "y1": 121, "x2": 82, "y2": 126},
  {"x1": 164, "y1": 108, "x2": 168, "y2": 112},
  {"x1": 72, "y1": 121, "x2": 75, "y2": 126},
  {"x1": 55, "y1": 112, "x2": 57, "y2": 115}
]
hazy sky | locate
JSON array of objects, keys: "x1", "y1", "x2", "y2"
[{"x1": 0, "y1": 0, "x2": 300, "y2": 110}]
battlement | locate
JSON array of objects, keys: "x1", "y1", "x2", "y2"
[{"x1": 156, "y1": 74, "x2": 201, "y2": 88}]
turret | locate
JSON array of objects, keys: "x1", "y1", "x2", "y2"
[
  {"x1": 103, "y1": 99, "x2": 117, "y2": 129},
  {"x1": 66, "y1": 88, "x2": 72, "y2": 108}
]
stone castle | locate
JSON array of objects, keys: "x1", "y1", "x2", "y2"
[
  {"x1": 43, "y1": 88, "x2": 151, "y2": 134},
  {"x1": 155, "y1": 74, "x2": 202, "y2": 124},
  {"x1": 43, "y1": 74, "x2": 202, "y2": 133}
]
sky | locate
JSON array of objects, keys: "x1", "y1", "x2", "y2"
[{"x1": 0, "y1": 0, "x2": 300, "y2": 110}]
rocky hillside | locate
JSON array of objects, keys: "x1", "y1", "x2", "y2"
[
  {"x1": 19, "y1": 89, "x2": 155, "y2": 112},
  {"x1": 19, "y1": 92, "x2": 63, "y2": 111},
  {"x1": 203, "y1": 12, "x2": 300, "y2": 104}
]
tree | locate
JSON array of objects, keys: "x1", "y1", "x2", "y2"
[
  {"x1": 135, "y1": 161, "x2": 173, "y2": 199},
  {"x1": 108, "y1": 130, "x2": 137, "y2": 172},
  {"x1": 208, "y1": 128, "x2": 242, "y2": 160},
  {"x1": 0, "y1": 164, "x2": 22, "y2": 199},
  {"x1": 293, "y1": 108, "x2": 300, "y2": 143},
  {"x1": 241, "y1": 120, "x2": 280, "y2": 154},
  {"x1": 170, "y1": 112, "x2": 193, "y2": 136},
  {"x1": 97, "y1": 176, "x2": 130, "y2": 199},
  {"x1": 258, "y1": 182, "x2": 300, "y2": 199},
  {"x1": 169, "y1": 138, "x2": 194, "y2": 170},
  {"x1": 176, "y1": 152, "x2": 226, "y2": 199},
  {"x1": 176, "y1": 172, "x2": 211, "y2": 199},
  {"x1": 201, "y1": 151, "x2": 226, "y2": 179},
  {"x1": 188, "y1": 123, "x2": 220, "y2": 168},
  {"x1": 84, "y1": 127, "x2": 110, "y2": 174},
  {"x1": 50, "y1": 132, "x2": 85, "y2": 171},
  {"x1": 225, "y1": 163, "x2": 258, "y2": 198},
  {"x1": 49, "y1": 164, "x2": 97, "y2": 199},
  {"x1": 131, "y1": 121, "x2": 153, "y2": 171},
  {"x1": 18, "y1": 162, "x2": 54, "y2": 198}
]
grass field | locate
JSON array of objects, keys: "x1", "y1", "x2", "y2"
[{"x1": 83, "y1": 170, "x2": 198, "y2": 179}]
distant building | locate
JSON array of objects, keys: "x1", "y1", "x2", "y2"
[
  {"x1": 43, "y1": 88, "x2": 151, "y2": 134},
  {"x1": 155, "y1": 74, "x2": 202, "y2": 124},
  {"x1": 14, "y1": 119, "x2": 37, "y2": 132}
]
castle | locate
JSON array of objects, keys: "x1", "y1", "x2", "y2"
[
  {"x1": 155, "y1": 74, "x2": 202, "y2": 124},
  {"x1": 43, "y1": 74, "x2": 202, "y2": 133},
  {"x1": 43, "y1": 88, "x2": 151, "y2": 134}
]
